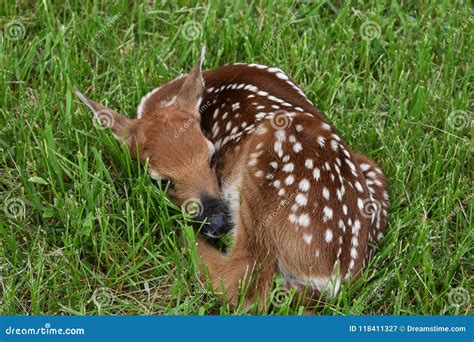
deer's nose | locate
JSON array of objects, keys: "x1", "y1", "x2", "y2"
[
  {"x1": 197, "y1": 194, "x2": 232, "y2": 238},
  {"x1": 208, "y1": 212, "x2": 225, "y2": 230}
]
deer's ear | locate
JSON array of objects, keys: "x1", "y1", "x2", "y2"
[
  {"x1": 175, "y1": 46, "x2": 206, "y2": 118},
  {"x1": 75, "y1": 89, "x2": 133, "y2": 142}
]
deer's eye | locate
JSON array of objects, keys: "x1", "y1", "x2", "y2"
[
  {"x1": 151, "y1": 176, "x2": 173, "y2": 190},
  {"x1": 159, "y1": 179, "x2": 172, "y2": 189}
]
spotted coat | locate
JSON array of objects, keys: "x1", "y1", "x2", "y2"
[{"x1": 138, "y1": 62, "x2": 389, "y2": 300}]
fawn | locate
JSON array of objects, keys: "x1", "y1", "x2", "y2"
[{"x1": 76, "y1": 48, "x2": 388, "y2": 308}]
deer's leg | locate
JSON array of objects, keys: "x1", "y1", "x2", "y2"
[
  {"x1": 196, "y1": 235, "x2": 251, "y2": 306},
  {"x1": 196, "y1": 219, "x2": 276, "y2": 309}
]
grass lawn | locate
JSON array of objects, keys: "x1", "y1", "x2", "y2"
[{"x1": 0, "y1": 1, "x2": 472, "y2": 315}]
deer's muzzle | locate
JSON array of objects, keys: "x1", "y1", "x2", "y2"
[{"x1": 196, "y1": 194, "x2": 232, "y2": 238}]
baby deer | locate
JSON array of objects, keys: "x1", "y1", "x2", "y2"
[{"x1": 76, "y1": 48, "x2": 388, "y2": 308}]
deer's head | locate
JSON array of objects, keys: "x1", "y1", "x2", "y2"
[{"x1": 75, "y1": 49, "x2": 231, "y2": 238}]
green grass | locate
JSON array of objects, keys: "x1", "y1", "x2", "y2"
[{"x1": 0, "y1": 0, "x2": 472, "y2": 315}]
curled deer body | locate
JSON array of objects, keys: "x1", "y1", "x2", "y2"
[{"x1": 76, "y1": 48, "x2": 388, "y2": 308}]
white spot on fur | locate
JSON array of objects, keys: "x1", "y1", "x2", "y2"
[
  {"x1": 282, "y1": 163, "x2": 294, "y2": 173},
  {"x1": 352, "y1": 219, "x2": 361, "y2": 236},
  {"x1": 299, "y1": 178, "x2": 310, "y2": 192},
  {"x1": 336, "y1": 188, "x2": 342, "y2": 201},
  {"x1": 321, "y1": 122, "x2": 331, "y2": 130},
  {"x1": 338, "y1": 219, "x2": 345, "y2": 230},
  {"x1": 323, "y1": 206, "x2": 333, "y2": 222},
  {"x1": 324, "y1": 229, "x2": 333, "y2": 243},
  {"x1": 350, "y1": 248, "x2": 358, "y2": 259},
  {"x1": 274, "y1": 141, "x2": 284, "y2": 158},
  {"x1": 355, "y1": 181, "x2": 364, "y2": 192},
  {"x1": 298, "y1": 213, "x2": 310, "y2": 227},
  {"x1": 313, "y1": 168, "x2": 321, "y2": 181},
  {"x1": 293, "y1": 142, "x2": 303, "y2": 153},
  {"x1": 303, "y1": 234, "x2": 313, "y2": 245},
  {"x1": 351, "y1": 236, "x2": 359, "y2": 247},
  {"x1": 275, "y1": 130, "x2": 286, "y2": 141},
  {"x1": 317, "y1": 136, "x2": 325, "y2": 147},
  {"x1": 322, "y1": 187, "x2": 330, "y2": 200},
  {"x1": 367, "y1": 171, "x2": 377, "y2": 179},
  {"x1": 295, "y1": 193, "x2": 308, "y2": 206},
  {"x1": 349, "y1": 259, "x2": 355, "y2": 270},
  {"x1": 345, "y1": 158, "x2": 356, "y2": 172}
]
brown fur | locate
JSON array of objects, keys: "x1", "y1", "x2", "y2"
[{"x1": 76, "y1": 50, "x2": 389, "y2": 309}]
